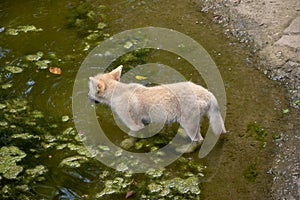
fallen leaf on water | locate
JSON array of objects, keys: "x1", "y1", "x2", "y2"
[
  {"x1": 135, "y1": 75, "x2": 147, "y2": 80},
  {"x1": 125, "y1": 190, "x2": 136, "y2": 199},
  {"x1": 49, "y1": 67, "x2": 62, "y2": 75}
]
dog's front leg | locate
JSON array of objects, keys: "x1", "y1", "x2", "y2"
[{"x1": 117, "y1": 111, "x2": 144, "y2": 132}]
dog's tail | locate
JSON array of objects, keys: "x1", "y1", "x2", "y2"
[{"x1": 207, "y1": 94, "x2": 226, "y2": 135}]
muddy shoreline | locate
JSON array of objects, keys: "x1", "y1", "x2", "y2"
[{"x1": 197, "y1": 0, "x2": 300, "y2": 199}]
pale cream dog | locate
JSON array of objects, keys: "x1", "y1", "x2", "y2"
[{"x1": 88, "y1": 65, "x2": 226, "y2": 142}]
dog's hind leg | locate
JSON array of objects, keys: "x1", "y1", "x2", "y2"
[{"x1": 180, "y1": 119, "x2": 202, "y2": 142}]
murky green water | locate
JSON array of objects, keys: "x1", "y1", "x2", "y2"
[{"x1": 0, "y1": 0, "x2": 290, "y2": 199}]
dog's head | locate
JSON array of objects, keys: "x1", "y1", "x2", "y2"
[{"x1": 88, "y1": 65, "x2": 123, "y2": 104}]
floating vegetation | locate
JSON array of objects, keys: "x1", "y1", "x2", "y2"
[
  {"x1": 0, "y1": 104, "x2": 6, "y2": 110},
  {"x1": 25, "y1": 165, "x2": 48, "y2": 180},
  {"x1": 5, "y1": 25, "x2": 43, "y2": 36},
  {"x1": 147, "y1": 176, "x2": 201, "y2": 198},
  {"x1": 11, "y1": 133, "x2": 40, "y2": 140},
  {"x1": 1, "y1": 83, "x2": 13, "y2": 90},
  {"x1": 95, "y1": 158, "x2": 204, "y2": 199},
  {"x1": 25, "y1": 52, "x2": 43, "y2": 62},
  {"x1": 5, "y1": 66, "x2": 23, "y2": 74},
  {"x1": 120, "y1": 137, "x2": 136, "y2": 150},
  {"x1": 0, "y1": 97, "x2": 99, "y2": 198},
  {"x1": 61, "y1": 115, "x2": 70, "y2": 122},
  {"x1": 58, "y1": 156, "x2": 89, "y2": 168},
  {"x1": 0, "y1": 146, "x2": 26, "y2": 179},
  {"x1": 97, "y1": 22, "x2": 107, "y2": 30},
  {"x1": 24, "y1": 52, "x2": 53, "y2": 70},
  {"x1": 96, "y1": 177, "x2": 133, "y2": 198},
  {"x1": 35, "y1": 60, "x2": 51, "y2": 69}
]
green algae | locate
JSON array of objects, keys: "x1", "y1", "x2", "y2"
[
  {"x1": 0, "y1": 146, "x2": 26, "y2": 179},
  {"x1": 97, "y1": 22, "x2": 107, "y2": 30},
  {"x1": 62, "y1": 127, "x2": 76, "y2": 136},
  {"x1": 1, "y1": 83, "x2": 13, "y2": 90},
  {"x1": 93, "y1": 156, "x2": 204, "y2": 199},
  {"x1": 96, "y1": 177, "x2": 133, "y2": 198},
  {"x1": 30, "y1": 110, "x2": 44, "y2": 119},
  {"x1": 5, "y1": 66, "x2": 23, "y2": 74},
  {"x1": 145, "y1": 168, "x2": 165, "y2": 179},
  {"x1": 120, "y1": 137, "x2": 136, "y2": 149},
  {"x1": 61, "y1": 115, "x2": 70, "y2": 122},
  {"x1": 11, "y1": 133, "x2": 40, "y2": 140},
  {"x1": 35, "y1": 60, "x2": 51, "y2": 69},
  {"x1": 5, "y1": 25, "x2": 43, "y2": 36},
  {"x1": 58, "y1": 156, "x2": 89, "y2": 168},
  {"x1": 25, "y1": 165, "x2": 48, "y2": 179},
  {"x1": 0, "y1": 104, "x2": 6, "y2": 110},
  {"x1": 147, "y1": 177, "x2": 201, "y2": 198},
  {"x1": 25, "y1": 52, "x2": 44, "y2": 61}
]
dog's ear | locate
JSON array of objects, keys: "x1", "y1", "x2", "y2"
[
  {"x1": 97, "y1": 80, "x2": 106, "y2": 93},
  {"x1": 109, "y1": 65, "x2": 123, "y2": 81}
]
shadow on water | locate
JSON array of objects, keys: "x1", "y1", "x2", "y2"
[{"x1": 0, "y1": 0, "x2": 291, "y2": 199}]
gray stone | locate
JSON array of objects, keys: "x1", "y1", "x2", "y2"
[
  {"x1": 283, "y1": 16, "x2": 300, "y2": 35},
  {"x1": 275, "y1": 35, "x2": 300, "y2": 50}
]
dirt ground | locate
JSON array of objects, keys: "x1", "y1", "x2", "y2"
[{"x1": 198, "y1": 0, "x2": 300, "y2": 199}]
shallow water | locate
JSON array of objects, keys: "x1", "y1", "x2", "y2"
[{"x1": 0, "y1": 0, "x2": 290, "y2": 199}]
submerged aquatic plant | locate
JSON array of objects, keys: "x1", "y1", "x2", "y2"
[
  {"x1": 243, "y1": 161, "x2": 258, "y2": 182},
  {"x1": 246, "y1": 122, "x2": 268, "y2": 148}
]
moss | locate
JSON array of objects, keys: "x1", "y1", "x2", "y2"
[{"x1": 243, "y1": 161, "x2": 258, "y2": 182}]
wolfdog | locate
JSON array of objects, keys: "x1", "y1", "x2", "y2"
[{"x1": 88, "y1": 65, "x2": 226, "y2": 142}]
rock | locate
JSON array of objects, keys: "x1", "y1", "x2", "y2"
[
  {"x1": 283, "y1": 16, "x2": 300, "y2": 35},
  {"x1": 275, "y1": 35, "x2": 300, "y2": 51}
]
